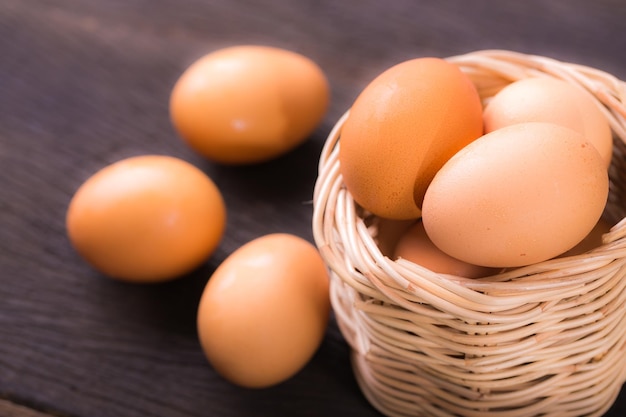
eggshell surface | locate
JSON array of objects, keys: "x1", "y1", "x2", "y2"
[
  {"x1": 66, "y1": 155, "x2": 226, "y2": 282},
  {"x1": 422, "y1": 122, "x2": 609, "y2": 268},
  {"x1": 196, "y1": 233, "x2": 330, "y2": 388},
  {"x1": 394, "y1": 220, "x2": 497, "y2": 278},
  {"x1": 339, "y1": 57, "x2": 483, "y2": 219},
  {"x1": 170, "y1": 45, "x2": 330, "y2": 164},
  {"x1": 483, "y1": 77, "x2": 613, "y2": 167}
]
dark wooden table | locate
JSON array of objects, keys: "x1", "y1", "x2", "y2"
[{"x1": 2, "y1": 1, "x2": 626, "y2": 416}]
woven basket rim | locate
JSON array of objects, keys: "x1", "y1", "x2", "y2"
[{"x1": 312, "y1": 48, "x2": 626, "y2": 299}]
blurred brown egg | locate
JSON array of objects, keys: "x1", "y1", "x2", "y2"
[
  {"x1": 197, "y1": 233, "x2": 330, "y2": 388},
  {"x1": 66, "y1": 155, "x2": 226, "y2": 283},
  {"x1": 170, "y1": 45, "x2": 330, "y2": 164}
]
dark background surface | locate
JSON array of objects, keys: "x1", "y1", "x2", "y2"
[{"x1": 2, "y1": 1, "x2": 626, "y2": 416}]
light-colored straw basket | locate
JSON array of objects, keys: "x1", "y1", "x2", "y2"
[{"x1": 312, "y1": 50, "x2": 626, "y2": 417}]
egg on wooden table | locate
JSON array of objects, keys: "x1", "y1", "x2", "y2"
[
  {"x1": 170, "y1": 45, "x2": 330, "y2": 165},
  {"x1": 196, "y1": 233, "x2": 330, "y2": 388},
  {"x1": 422, "y1": 122, "x2": 609, "y2": 268},
  {"x1": 483, "y1": 77, "x2": 613, "y2": 167},
  {"x1": 338, "y1": 57, "x2": 483, "y2": 220},
  {"x1": 66, "y1": 155, "x2": 226, "y2": 283}
]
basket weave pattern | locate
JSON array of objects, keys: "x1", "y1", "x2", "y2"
[{"x1": 312, "y1": 50, "x2": 626, "y2": 417}]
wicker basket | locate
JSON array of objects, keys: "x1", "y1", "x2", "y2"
[{"x1": 312, "y1": 50, "x2": 626, "y2": 417}]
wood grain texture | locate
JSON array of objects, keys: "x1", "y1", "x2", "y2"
[
  {"x1": 1, "y1": 1, "x2": 626, "y2": 416},
  {"x1": 0, "y1": 399, "x2": 60, "y2": 417}
]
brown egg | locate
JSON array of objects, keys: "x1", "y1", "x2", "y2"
[
  {"x1": 197, "y1": 233, "x2": 330, "y2": 388},
  {"x1": 170, "y1": 45, "x2": 330, "y2": 165},
  {"x1": 339, "y1": 57, "x2": 483, "y2": 220},
  {"x1": 66, "y1": 155, "x2": 226, "y2": 282},
  {"x1": 422, "y1": 122, "x2": 609, "y2": 268},
  {"x1": 483, "y1": 77, "x2": 613, "y2": 167},
  {"x1": 394, "y1": 220, "x2": 497, "y2": 278}
]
